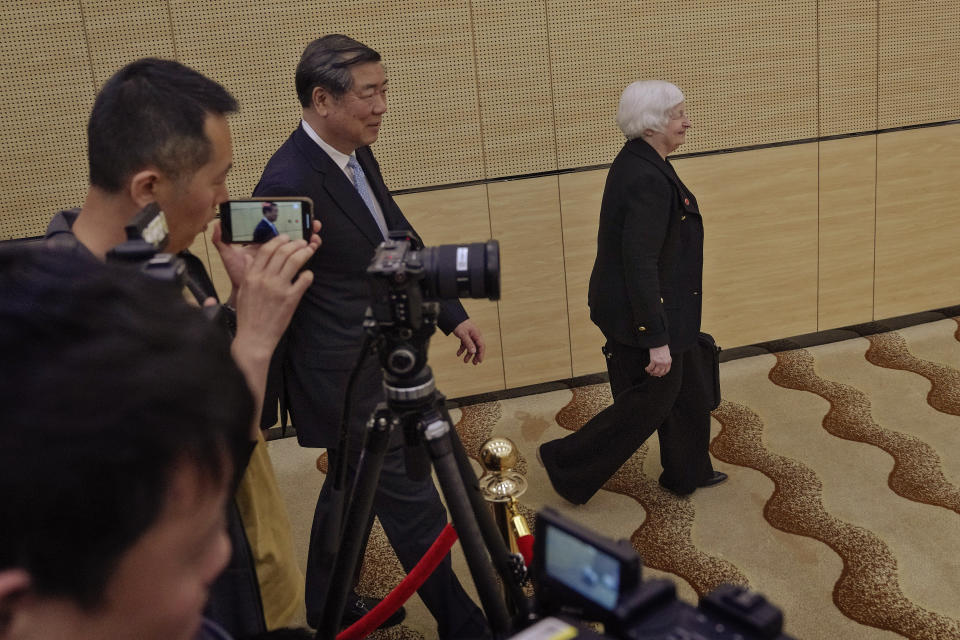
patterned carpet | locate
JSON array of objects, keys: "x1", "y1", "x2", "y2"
[{"x1": 267, "y1": 317, "x2": 960, "y2": 639}]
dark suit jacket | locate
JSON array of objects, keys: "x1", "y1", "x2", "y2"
[
  {"x1": 253, "y1": 125, "x2": 467, "y2": 447},
  {"x1": 252, "y1": 218, "x2": 278, "y2": 243},
  {"x1": 588, "y1": 138, "x2": 703, "y2": 353}
]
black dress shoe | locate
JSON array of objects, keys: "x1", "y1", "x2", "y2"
[
  {"x1": 699, "y1": 471, "x2": 728, "y2": 488},
  {"x1": 308, "y1": 594, "x2": 406, "y2": 630}
]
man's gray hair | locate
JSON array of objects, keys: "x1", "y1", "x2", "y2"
[
  {"x1": 295, "y1": 34, "x2": 381, "y2": 108},
  {"x1": 616, "y1": 80, "x2": 685, "y2": 140}
]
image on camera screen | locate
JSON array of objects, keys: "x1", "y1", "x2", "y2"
[
  {"x1": 544, "y1": 525, "x2": 621, "y2": 610},
  {"x1": 227, "y1": 200, "x2": 305, "y2": 242}
]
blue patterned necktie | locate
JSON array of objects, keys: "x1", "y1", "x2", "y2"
[{"x1": 346, "y1": 156, "x2": 388, "y2": 239}]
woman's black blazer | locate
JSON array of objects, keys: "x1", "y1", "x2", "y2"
[{"x1": 587, "y1": 138, "x2": 704, "y2": 354}]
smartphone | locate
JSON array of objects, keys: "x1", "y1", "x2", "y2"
[{"x1": 219, "y1": 197, "x2": 313, "y2": 243}]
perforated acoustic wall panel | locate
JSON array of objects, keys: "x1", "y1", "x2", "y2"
[
  {"x1": 81, "y1": 0, "x2": 176, "y2": 87},
  {"x1": 819, "y1": 0, "x2": 877, "y2": 136},
  {"x1": 471, "y1": 0, "x2": 557, "y2": 178},
  {"x1": 168, "y1": 1, "x2": 483, "y2": 199},
  {"x1": 879, "y1": 0, "x2": 960, "y2": 128},
  {"x1": 547, "y1": 2, "x2": 649, "y2": 169},
  {"x1": 0, "y1": 3, "x2": 94, "y2": 240},
  {"x1": 549, "y1": 0, "x2": 818, "y2": 168}
]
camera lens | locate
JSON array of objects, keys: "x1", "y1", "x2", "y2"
[{"x1": 420, "y1": 240, "x2": 500, "y2": 301}]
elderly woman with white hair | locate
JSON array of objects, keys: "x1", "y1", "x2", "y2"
[{"x1": 538, "y1": 80, "x2": 726, "y2": 503}]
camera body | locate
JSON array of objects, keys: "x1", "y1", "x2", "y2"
[
  {"x1": 530, "y1": 508, "x2": 795, "y2": 640},
  {"x1": 365, "y1": 233, "x2": 499, "y2": 380}
]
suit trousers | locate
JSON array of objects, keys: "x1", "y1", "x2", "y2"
[
  {"x1": 304, "y1": 365, "x2": 489, "y2": 639},
  {"x1": 540, "y1": 340, "x2": 715, "y2": 504}
]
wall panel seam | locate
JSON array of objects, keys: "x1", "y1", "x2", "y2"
[
  {"x1": 164, "y1": 0, "x2": 180, "y2": 61},
  {"x1": 467, "y1": 0, "x2": 490, "y2": 181},
  {"x1": 872, "y1": 130, "x2": 878, "y2": 321},
  {"x1": 542, "y1": 2, "x2": 572, "y2": 378},
  {"x1": 815, "y1": 0, "x2": 820, "y2": 329},
  {"x1": 77, "y1": 0, "x2": 97, "y2": 94},
  {"x1": 872, "y1": 0, "x2": 879, "y2": 320}
]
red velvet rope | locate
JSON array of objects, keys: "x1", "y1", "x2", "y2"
[
  {"x1": 336, "y1": 524, "x2": 459, "y2": 640},
  {"x1": 335, "y1": 526, "x2": 537, "y2": 639}
]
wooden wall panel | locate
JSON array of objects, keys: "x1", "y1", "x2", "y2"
[
  {"x1": 489, "y1": 177, "x2": 571, "y2": 387},
  {"x1": 875, "y1": 125, "x2": 960, "y2": 318},
  {"x1": 818, "y1": 0, "x2": 877, "y2": 137},
  {"x1": 471, "y1": 0, "x2": 556, "y2": 178},
  {"x1": 818, "y1": 137, "x2": 876, "y2": 329},
  {"x1": 0, "y1": 3, "x2": 93, "y2": 240},
  {"x1": 394, "y1": 186, "x2": 506, "y2": 398},
  {"x1": 559, "y1": 170, "x2": 607, "y2": 377},
  {"x1": 81, "y1": 0, "x2": 176, "y2": 87},
  {"x1": 676, "y1": 144, "x2": 819, "y2": 348},
  {"x1": 879, "y1": 0, "x2": 960, "y2": 128}
]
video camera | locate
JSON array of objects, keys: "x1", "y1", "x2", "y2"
[{"x1": 528, "y1": 508, "x2": 795, "y2": 640}]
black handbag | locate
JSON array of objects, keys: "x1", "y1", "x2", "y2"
[{"x1": 697, "y1": 331, "x2": 722, "y2": 410}]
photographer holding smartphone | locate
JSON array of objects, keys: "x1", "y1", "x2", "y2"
[{"x1": 43, "y1": 58, "x2": 320, "y2": 636}]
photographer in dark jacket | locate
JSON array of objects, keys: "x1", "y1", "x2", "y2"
[
  {"x1": 539, "y1": 80, "x2": 726, "y2": 503},
  {"x1": 43, "y1": 58, "x2": 318, "y2": 635}
]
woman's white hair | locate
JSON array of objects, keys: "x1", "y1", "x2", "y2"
[{"x1": 616, "y1": 80, "x2": 685, "y2": 140}]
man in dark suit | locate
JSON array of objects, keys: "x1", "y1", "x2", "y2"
[
  {"x1": 254, "y1": 34, "x2": 488, "y2": 638},
  {"x1": 252, "y1": 201, "x2": 280, "y2": 242}
]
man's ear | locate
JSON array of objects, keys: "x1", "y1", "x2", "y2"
[
  {"x1": 128, "y1": 168, "x2": 162, "y2": 210},
  {"x1": 311, "y1": 86, "x2": 331, "y2": 115},
  {"x1": 0, "y1": 569, "x2": 32, "y2": 638}
]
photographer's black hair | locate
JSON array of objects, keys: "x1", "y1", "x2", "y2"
[
  {"x1": 295, "y1": 34, "x2": 381, "y2": 107},
  {"x1": 0, "y1": 246, "x2": 253, "y2": 608},
  {"x1": 88, "y1": 57, "x2": 238, "y2": 192}
]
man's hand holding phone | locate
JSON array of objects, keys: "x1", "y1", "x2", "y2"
[{"x1": 212, "y1": 213, "x2": 321, "y2": 438}]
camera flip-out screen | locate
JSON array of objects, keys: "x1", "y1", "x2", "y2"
[
  {"x1": 543, "y1": 525, "x2": 621, "y2": 610},
  {"x1": 533, "y1": 508, "x2": 641, "y2": 621}
]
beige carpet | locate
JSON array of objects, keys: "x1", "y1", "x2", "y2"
[{"x1": 267, "y1": 318, "x2": 960, "y2": 639}]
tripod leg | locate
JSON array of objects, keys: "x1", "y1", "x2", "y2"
[
  {"x1": 423, "y1": 417, "x2": 512, "y2": 637},
  {"x1": 316, "y1": 410, "x2": 395, "y2": 640}
]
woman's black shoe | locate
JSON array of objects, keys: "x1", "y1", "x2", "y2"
[{"x1": 699, "y1": 471, "x2": 728, "y2": 488}]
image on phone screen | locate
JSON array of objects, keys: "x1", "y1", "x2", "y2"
[{"x1": 220, "y1": 199, "x2": 311, "y2": 243}]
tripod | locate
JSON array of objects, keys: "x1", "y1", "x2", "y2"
[{"x1": 316, "y1": 341, "x2": 530, "y2": 639}]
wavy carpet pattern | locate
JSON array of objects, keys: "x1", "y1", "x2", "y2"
[{"x1": 267, "y1": 318, "x2": 960, "y2": 639}]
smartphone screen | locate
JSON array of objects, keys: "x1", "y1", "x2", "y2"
[{"x1": 219, "y1": 198, "x2": 313, "y2": 243}]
